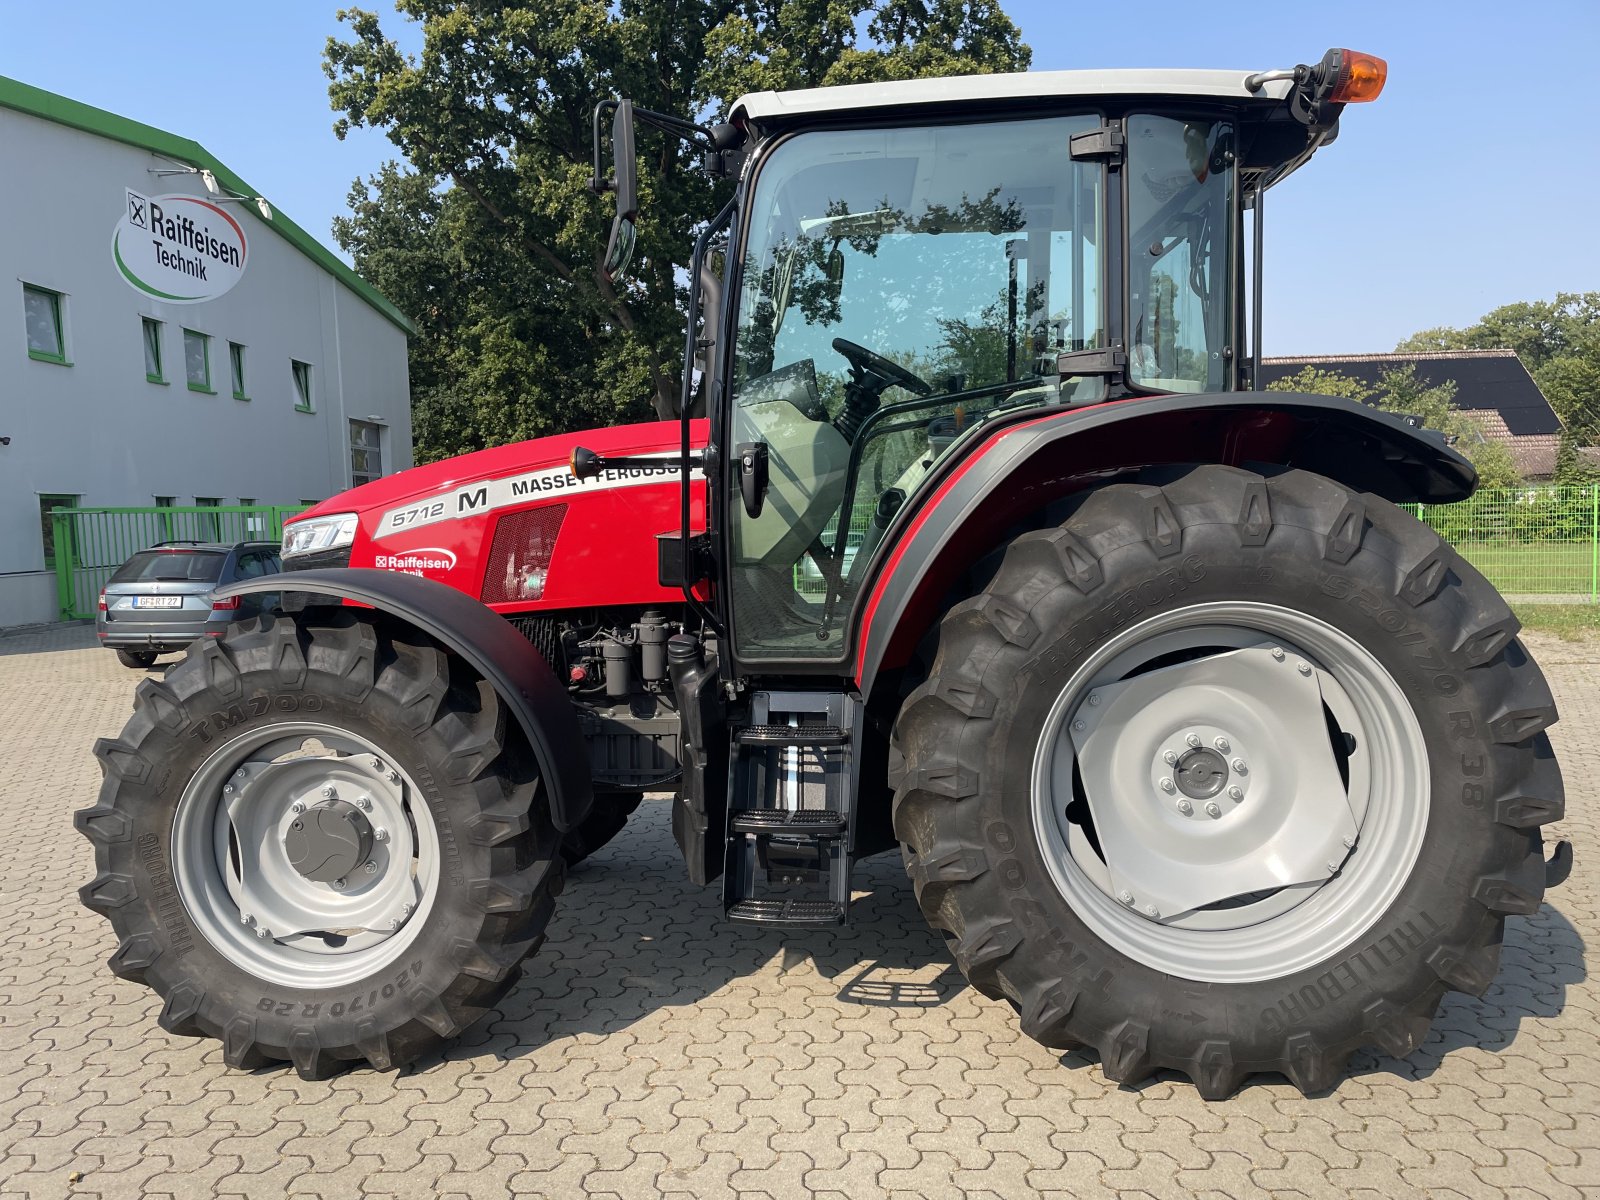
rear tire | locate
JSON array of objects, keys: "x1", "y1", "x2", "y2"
[
  {"x1": 559, "y1": 790, "x2": 643, "y2": 868},
  {"x1": 77, "y1": 610, "x2": 562, "y2": 1079},
  {"x1": 116, "y1": 649, "x2": 158, "y2": 669},
  {"x1": 893, "y1": 466, "x2": 1564, "y2": 1097}
]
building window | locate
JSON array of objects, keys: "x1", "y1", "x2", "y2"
[
  {"x1": 292, "y1": 360, "x2": 313, "y2": 412},
  {"x1": 24, "y1": 284, "x2": 67, "y2": 365},
  {"x1": 184, "y1": 329, "x2": 213, "y2": 392},
  {"x1": 141, "y1": 317, "x2": 165, "y2": 383},
  {"x1": 39, "y1": 494, "x2": 79, "y2": 570},
  {"x1": 229, "y1": 342, "x2": 248, "y2": 399},
  {"x1": 350, "y1": 420, "x2": 383, "y2": 486}
]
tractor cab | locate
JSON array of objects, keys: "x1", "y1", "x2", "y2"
[{"x1": 579, "y1": 51, "x2": 1398, "y2": 920}]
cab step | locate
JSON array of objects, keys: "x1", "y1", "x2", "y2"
[
  {"x1": 734, "y1": 724, "x2": 848, "y2": 746},
  {"x1": 730, "y1": 808, "x2": 847, "y2": 836},
  {"x1": 728, "y1": 898, "x2": 846, "y2": 927}
]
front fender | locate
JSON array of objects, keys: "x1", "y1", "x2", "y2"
[
  {"x1": 214, "y1": 568, "x2": 592, "y2": 831},
  {"x1": 853, "y1": 391, "x2": 1476, "y2": 696}
]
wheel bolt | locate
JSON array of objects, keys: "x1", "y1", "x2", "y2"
[
  {"x1": 1162, "y1": 750, "x2": 1178, "y2": 766},
  {"x1": 364, "y1": 860, "x2": 378, "y2": 875},
  {"x1": 1342, "y1": 836, "x2": 1355, "y2": 849},
  {"x1": 333, "y1": 877, "x2": 347, "y2": 889},
  {"x1": 1176, "y1": 799, "x2": 1193, "y2": 815},
  {"x1": 322, "y1": 785, "x2": 336, "y2": 799},
  {"x1": 1271, "y1": 647, "x2": 1286, "y2": 661},
  {"x1": 1117, "y1": 890, "x2": 1134, "y2": 905},
  {"x1": 1072, "y1": 719, "x2": 1085, "y2": 733},
  {"x1": 1159, "y1": 778, "x2": 1176, "y2": 794},
  {"x1": 389, "y1": 918, "x2": 402, "y2": 931},
  {"x1": 374, "y1": 828, "x2": 389, "y2": 843},
  {"x1": 1186, "y1": 732, "x2": 1202, "y2": 749},
  {"x1": 400, "y1": 903, "x2": 413, "y2": 919},
  {"x1": 1087, "y1": 692, "x2": 1101, "y2": 707},
  {"x1": 1205, "y1": 802, "x2": 1222, "y2": 818},
  {"x1": 1227, "y1": 786, "x2": 1244, "y2": 801},
  {"x1": 356, "y1": 796, "x2": 373, "y2": 811},
  {"x1": 256, "y1": 927, "x2": 272, "y2": 940},
  {"x1": 1326, "y1": 860, "x2": 1341, "y2": 874},
  {"x1": 1214, "y1": 736, "x2": 1230, "y2": 753},
  {"x1": 1144, "y1": 904, "x2": 1159, "y2": 918},
  {"x1": 387, "y1": 770, "x2": 400, "y2": 784},
  {"x1": 290, "y1": 801, "x2": 306, "y2": 814},
  {"x1": 1297, "y1": 661, "x2": 1313, "y2": 676},
  {"x1": 1232, "y1": 758, "x2": 1247, "y2": 775},
  {"x1": 223, "y1": 784, "x2": 234, "y2": 795},
  {"x1": 241, "y1": 912, "x2": 255, "y2": 927}
]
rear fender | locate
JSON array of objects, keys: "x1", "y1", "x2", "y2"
[
  {"x1": 854, "y1": 391, "x2": 1475, "y2": 698},
  {"x1": 214, "y1": 568, "x2": 592, "y2": 831}
]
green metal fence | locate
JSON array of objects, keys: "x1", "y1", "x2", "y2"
[
  {"x1": 49, "y1": 505, "x2": 307, "y2": 621},
  {"x1": 1409, "y1": 485, "x2": 1600, "y2": 604}
]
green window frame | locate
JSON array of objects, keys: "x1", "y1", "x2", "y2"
[
  {"x1": 229, "y1": 342, "x2": 248, "y2": 399},
  {"x1": 291, "y1": 359, "x2": 314, "y2": 412},
  {"x1": 23, "y1": 284, "x2": 68, "y2": 365},
  {"x1": 39, "y1": 493, "x2": 80, "y2": 571},
  {"x1": 184, "y1": 328, "x2": 214, "y2": 393},
  {"x1": 142, "y1": 317, "x2": 166, "y2": 383}
]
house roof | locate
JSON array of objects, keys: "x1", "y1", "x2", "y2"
[
  {"x1": 0, "y1": 74, "x2": 414, "y2": 336},
  {"x1": 1260, "y1": 349, "x2": 1561, "y2": 438},
  {"x1": 731, "y1": 68, "x2": 1295, "y2": 124}
]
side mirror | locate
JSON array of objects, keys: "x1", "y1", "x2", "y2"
[{"x1": 603, "y1": 100, "x2": 639, "y2": 280}]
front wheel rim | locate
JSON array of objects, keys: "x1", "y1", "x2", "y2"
[
  {"x1": 170, "y1": 722, "x2": 441, "y2": 989},
  {"x1": 1031, "y1": 601, "x2": 1430, "y2": 984}
]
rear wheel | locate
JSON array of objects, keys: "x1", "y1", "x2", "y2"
[
  {"x1": 893, "y1": 466, "x2": 1564, "y2": 1097},
  {"x1": 77, "y1": 611, "x2": 561, "y2": 1078},
  {"x1": 116, "y1": 649, "x2": 158, "y2": 669}
]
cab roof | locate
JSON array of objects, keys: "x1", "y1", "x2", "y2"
[{"x1": 729, "y1": 68, "x2": 1296, "y2": 125}]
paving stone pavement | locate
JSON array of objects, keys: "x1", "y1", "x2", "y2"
[{"x1": 0, "y1": 622, "x2": 1594, "y2": 1200}]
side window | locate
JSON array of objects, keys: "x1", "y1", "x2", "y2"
[
  {"x1": 1125, "y1": 115, "x2": 1235, "y2": 393},
  {"x1": 234, "y1": 552, "x2": 266, "y2": 580}
]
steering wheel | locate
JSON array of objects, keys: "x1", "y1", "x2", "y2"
[{"x1": 831, "y1": 338, "x2": 934, "y2": 397}]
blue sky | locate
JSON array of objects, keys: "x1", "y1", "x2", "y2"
[{"x1": 2, "y1": 0, "x2": 1594, "y2": 354}]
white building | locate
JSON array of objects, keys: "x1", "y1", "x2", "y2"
[{"x1": 1, "y1": 75, "x2": 413, "y2": 628}]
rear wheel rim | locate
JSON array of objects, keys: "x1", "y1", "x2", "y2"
[
  {"x1": 170, "y1": 721, "x2": 441, "y2": 989},
  {"x1": 1031, "y1": 601, "x2": 1429, "y2": 984}
]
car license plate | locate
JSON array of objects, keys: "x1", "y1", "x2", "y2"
[{"x1": 134, "y1": 595, "x2": 183, "y2": 609}]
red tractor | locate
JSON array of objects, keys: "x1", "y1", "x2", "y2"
[{"x1": 79, "y1": 51, "x2": 1571, "y2": 1097}]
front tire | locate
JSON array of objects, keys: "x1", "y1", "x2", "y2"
[
  {"x1": 893, "y1": 466, "x2": 1564, "y2": 1097},
  {"x1": 77, "y1": 611, "x2": 562, "y2": 1079},
  {"x1": 559, "y1": 790, "x2": 643, "y2": 868},
  {"x1": 116, "y1": 649, "x2": 158, "y2": 669}
]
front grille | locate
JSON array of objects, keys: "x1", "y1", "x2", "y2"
[{"x1": 483, "y1": 505, "x2": 567, "y2": 604}]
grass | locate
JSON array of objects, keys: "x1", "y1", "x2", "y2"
[
  {"x1": 1451, "y1": 540, "x2": 1598, "y2": 598},
  {"x1": 1512, "y1": 603, "x2": 1600, "y2": 641}
]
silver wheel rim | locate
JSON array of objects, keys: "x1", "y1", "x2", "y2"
[
  {"x1": 171, "y1": 722, "x2": 441, "y2": 989},
  {"x1": 1031, "y1": 601, "x2": 1429, "y2": 984}
]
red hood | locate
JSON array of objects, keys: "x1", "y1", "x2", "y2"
[{"x1": 294, "y1": 419, "x2": 705, "y2": 522}]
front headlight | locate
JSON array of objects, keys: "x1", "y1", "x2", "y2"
[{"x1": 282, "y1": 512, "x2": 358, "y2": 559}]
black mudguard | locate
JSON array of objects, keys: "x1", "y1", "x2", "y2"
[{"x1": 214, "y1": 567, "x2": 593, "y2": 831}]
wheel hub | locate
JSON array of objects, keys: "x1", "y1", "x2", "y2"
[
  {"x1": 1173, "y1": 746, "x2": 1229, "y2": 799},
  {"x1": 283, "y1": 800, "x2": 374, "y2": 883}
]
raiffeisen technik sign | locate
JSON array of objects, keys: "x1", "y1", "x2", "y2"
[{"x1": 112, "y1": 190, "x2": 247, "y2": 303}]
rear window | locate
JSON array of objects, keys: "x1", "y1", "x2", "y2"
[{"x1": 110, "y1": 550, "x2": 228, "y2": 584}]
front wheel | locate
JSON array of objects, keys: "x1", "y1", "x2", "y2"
[
  {"x1": 116, "y1": 648, "x2": 158, "y2": 669},
  {"x1": 77, "y1": 611, "x2": 562, "y2": 1078},
  {"x1": 893, "y1": 466, "x2": 1565, "y2": 1097}
]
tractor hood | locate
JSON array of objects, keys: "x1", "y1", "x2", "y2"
[
  {"x1": 296, "y1": 420, "x2": 697, "y2": 524},
  {"x1": 288, "y1": 418, "x2": 708, "y2": 615}
]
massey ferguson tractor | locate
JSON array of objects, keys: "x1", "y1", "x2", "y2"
[{"x1": 78, "y1": 50, "x2": 1572, "y2": 1097}]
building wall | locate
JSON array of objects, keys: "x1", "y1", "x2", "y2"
[{"x1": 0, "y1": 108, "x2": 411, "y2": 627}]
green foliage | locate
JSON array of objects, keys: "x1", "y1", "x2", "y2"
[
  {"x1": 1267, "y1": 364, "x2": 1521, "y2": 488},
  {"x1": 325, "y1": 1, "x2": 1030, "y2": 462},
  {"x1": 1397, "y1": 292, "x2": 1600, "y2": 443}
]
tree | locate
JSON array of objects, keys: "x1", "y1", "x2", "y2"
[
  {"x1": 325, "y1": 1, "x2": 1031, "y2": 462},
  {"x1": 1267, "y1": 364, "x2": 1522, "y2": 488},
  {"x1": 1397, "y1": 292, "x2": 1600, "y2": 442}
]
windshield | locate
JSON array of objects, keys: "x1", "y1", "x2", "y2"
[
  {"x1": 110, "y1": 550, "x2": 227, "y2": 583},
  {"x1": 729, "y1": 115, "x2": 1104, "y2": 660}
]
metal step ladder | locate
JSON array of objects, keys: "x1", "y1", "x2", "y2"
[{"x1": 723, "y1": 691, "x2": 858, "y2": 927}]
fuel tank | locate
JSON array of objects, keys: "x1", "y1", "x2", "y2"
[{"x1": 294, "y1": 420, "x2": 708, "y2": 613}]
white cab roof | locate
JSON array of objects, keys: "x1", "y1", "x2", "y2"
[{"x1": 730, "y1": 69, "x2": 1293, "y2": 124}]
